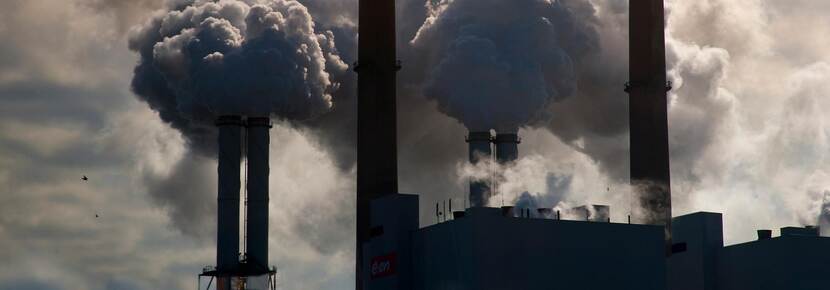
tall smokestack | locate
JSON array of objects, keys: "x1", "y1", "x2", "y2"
[
  {"x1": 356, "y1": 0, "x2": 398, "y2": 287},
  {"x1": 494, "y1": 132, "x2": 520, "y2": 164},
  {"x1": 245, "y1": 117, "x2": 272, "y2": 272},
  {"x1": 215, "y1": 116, "x2": 242, "y2": 276},
  {"x1": 467, "y1": 131, "x2": 493, "y2": 207},
  {"x1": 628, "y1": 0, "x2": 672, "y2": 253}
]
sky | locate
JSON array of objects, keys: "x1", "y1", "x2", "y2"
[{"x1": 1, "y1": 0, "x2": 829, "y2": 289}]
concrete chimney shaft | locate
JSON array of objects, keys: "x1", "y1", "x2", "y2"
[
  {"x1": 215, "y1": 115, "x2": 243, "y2": 272},
  {"x1": 245, "y1": 117, "x2": 272, "y2": 270},
  {"x1": 628, "y1": 0, "x2": 672, "y2": 253},
  {"x1": 467, "y1": 131, "x2": 493, "y2": 207},
  {"x1": 356, "y1": 0, "x2": 399, "y2": 287}
]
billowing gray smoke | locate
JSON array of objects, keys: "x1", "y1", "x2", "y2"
[
  {"x1": 821, "y1": 191, "x2": 830, "y2": 237},
  {"x1": 129, "y1": 0, "x2": 347, "y2": 155},
  {"x1": 410, "y1": 0, "x2": 598, "y2": 132}
]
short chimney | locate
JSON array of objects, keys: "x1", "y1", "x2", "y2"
[{"x1": 757, "y1": 229, "x2": 772, "y2": 240}]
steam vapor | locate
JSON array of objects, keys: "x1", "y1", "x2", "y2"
[
  {"x1": 411, "y1": 0, "x2": 599, "y2": 132},
  {"x1": 129, "y1": 0, "x2": 347, "y2": 155}
]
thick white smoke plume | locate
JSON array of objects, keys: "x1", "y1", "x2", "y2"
[
  {"x1": 129, "y1": 0, "x2": 347, "y2": 154},
  {"x1": 411, "y1": 0, "x2": 598, "y2": 132}
]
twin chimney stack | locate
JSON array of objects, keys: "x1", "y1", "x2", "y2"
[
  {"x1": 466, "y1": 131, "x2": 521, "y2": 207},
  {"x1": 213, "y1": 115, "x2": 273, "y2": 288}
]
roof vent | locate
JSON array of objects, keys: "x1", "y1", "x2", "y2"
[
  {"x1": 757, "y1": 229, "x2": 772, "y2": 240},
  {"x1": 780, "y1": 226, "x2": 818, "y2": 237}
]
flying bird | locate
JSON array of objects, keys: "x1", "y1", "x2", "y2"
[
  {"x1": 95, "y1": 214, "x2": 99, "y2": 218},
  {"x1": 81, "y1": 175, "x2": 88, "y2": 181}
]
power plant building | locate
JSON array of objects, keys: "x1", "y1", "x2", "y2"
[
  {"x1": 195, "y1": 0, "x2": 830, "y2": 289},
  {"x1": 362, "y1": 196, "x2": 830, "y2": 290},
  {"x1": 668, "y1": 212, "x2": 830, "y2": 290},
  {"x1": 364, "y1": 195, "x2": 666, "y2": 290}
]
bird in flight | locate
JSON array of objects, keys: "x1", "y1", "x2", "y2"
[
  {"x1": 95, "y1": 214, "x2": 99, "y2": 218},
  {"x1": 81, "y1": 175, "x2": 88, "y2": 181}
]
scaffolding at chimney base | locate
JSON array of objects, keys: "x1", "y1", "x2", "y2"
[{"x1": 197, "y1": 265, "x2": 277, "y2": 290}]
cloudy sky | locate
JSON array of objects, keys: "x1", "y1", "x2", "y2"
[{"x1": 1, "y1": 0, "x2": 829, "y2": 289}]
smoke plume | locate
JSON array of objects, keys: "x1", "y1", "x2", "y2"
[
  {"x1": 820, "y1": 191, "x2": 830, "y2": 237},
  {"x1": 410, "y1": 0, "x2": 599, "y2": 132},
  {"x1": 128, "y1": 0, "x2": 347, "y2": 155}
]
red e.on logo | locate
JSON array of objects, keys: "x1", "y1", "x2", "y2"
[{"x1": 370, "y1": 253, "x2": 397, "y2": 279}]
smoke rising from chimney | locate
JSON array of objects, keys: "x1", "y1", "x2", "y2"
[
  {"x1": 129, "y1": 0, "x2": 347, "y2": 155},
  {"x1": 410, "y1": 0, "x2": 598, "y2": 132}
]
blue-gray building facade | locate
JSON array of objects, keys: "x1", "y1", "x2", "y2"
[
  {"x1": 362, "y1": 195, "x2": 830, "y2": 290},
  {"x1": 363, "y1": 195, "x2": 666, "y2": 290},
  {"x1": 668, "y1": 212, "x2": 830, "y2": 290}
]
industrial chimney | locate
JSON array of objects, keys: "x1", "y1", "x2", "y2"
[
  {"x1": 494, "y1": 132, "x2": 520, "y2": 165},
  {"x1": 215, "y1": 115, "x2": 243, "y2": 285},
  {"x1": 245, "y1": 117, "x2": 272, "y2": 272},
  {"x1": 356, "y1": 0, "x2": 399, "y2": 288},
  {"x1": 467, "y1": 131, "x2": 493, "y2": 207},
  {"x1": 205, "y1": 116, "x2": 277, "y2": 288},
  {"x1": 627, "y1": 0, "x2": 672, "y2": 253}
]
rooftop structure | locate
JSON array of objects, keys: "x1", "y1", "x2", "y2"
[
  {"x1": 668, "y1": 212, "x2": 830, "y2": 290},
  {"x1": 363, "y1": 195, "x2": 668, "y2": 290}
]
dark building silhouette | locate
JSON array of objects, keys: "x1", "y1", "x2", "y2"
[{"x1": 668, "y1": 213, "x2": 830, "y2": 290}]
